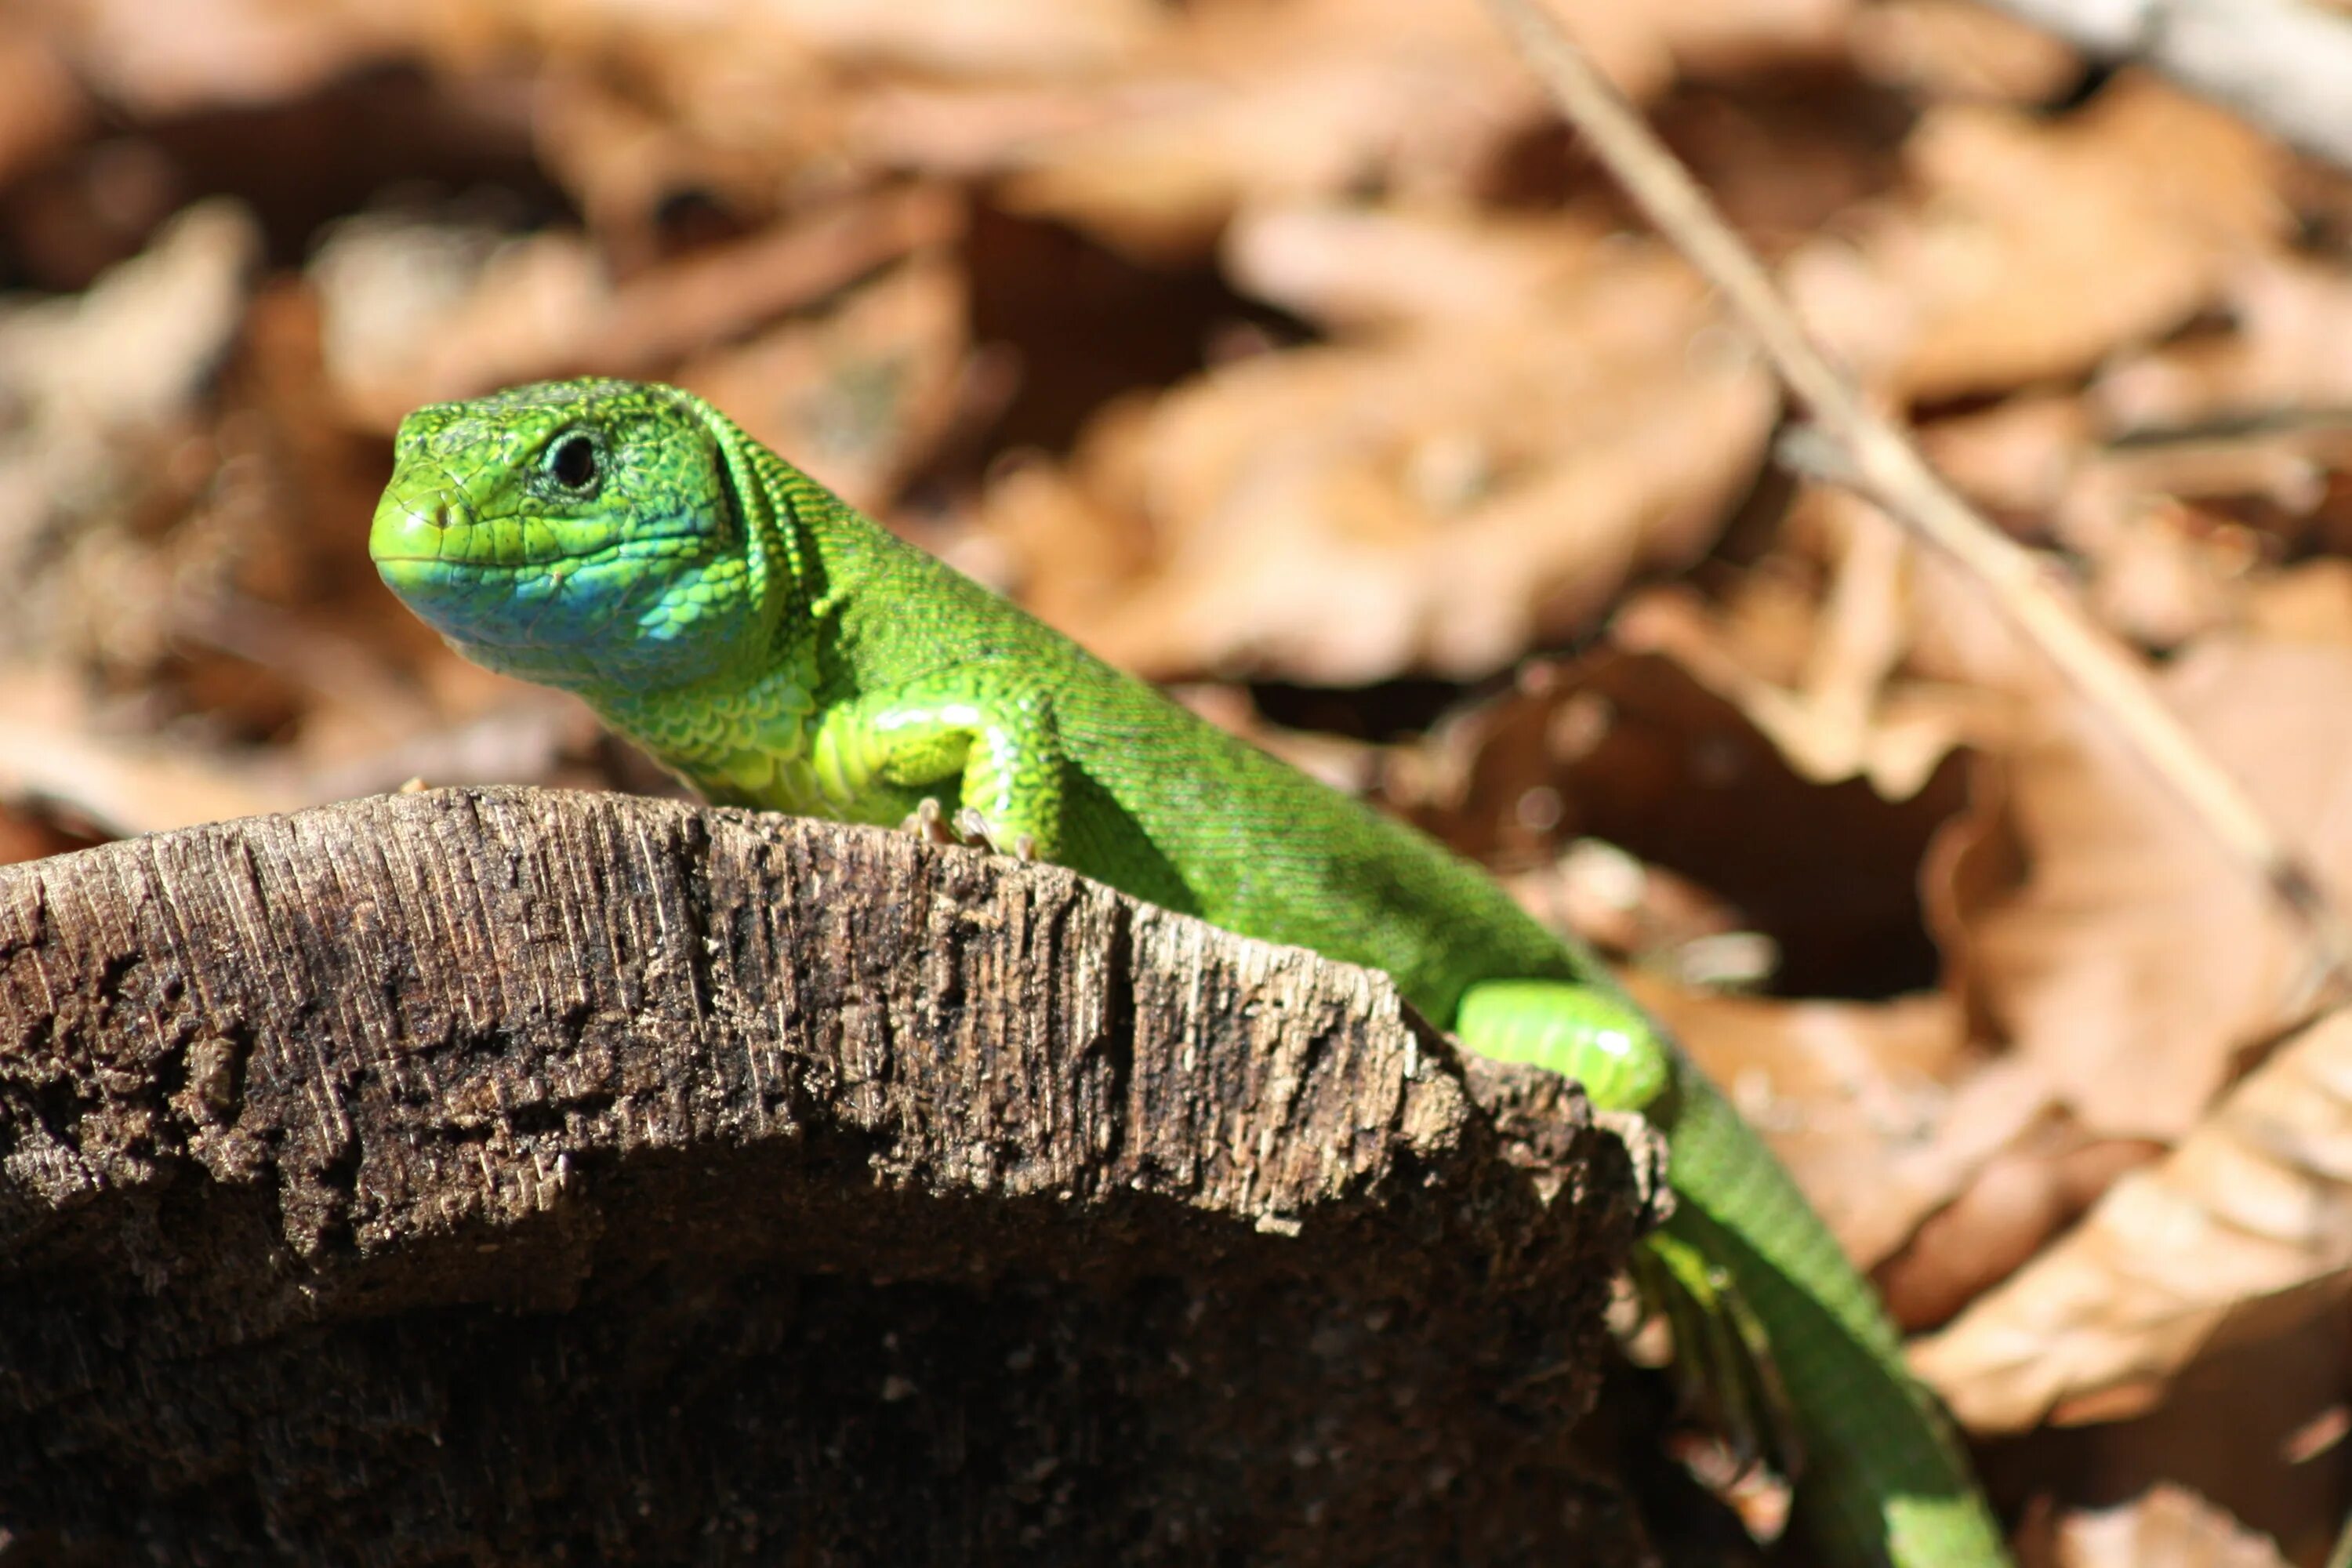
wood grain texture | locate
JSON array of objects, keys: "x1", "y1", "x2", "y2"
[{"x1": 0, "y1": 786, "x2": 1655, "y2": 1566}]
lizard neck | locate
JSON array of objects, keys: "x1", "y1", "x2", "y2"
[
  {"x1": 593, "y1": 648, "x2": 826, "y2": 808},
  {"x1": 586, "y1": 411, "x2": 840, "y2": 808}
]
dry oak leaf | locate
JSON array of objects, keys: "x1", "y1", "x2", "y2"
[
  {"x1": 1957, "y1": 635, "x2": 2352, "y2": 1142},
  {"x1": 2072, "y1": 499, "x2": 2256, "y2": 653},
  {"x1": 677, "y1": 256, "x2": 971, "y2": 512},
  {"x1": 1915, "y1": 392, "x2": 2292, "y2": 656},
  {"x1": 503, "y1": 0, "x2": 1162, "y2": 241},
  {"x1": 2056, "y1": 1486, "x2": 2292, "y2": 1568},
  {"x1": 0, "y1": 198, "x2": 259, "y2": 434},
  {"x1": 312, "y1": 191, "x2": 959, "y2": 432},
  {"x1": 1625, "y1": 979, "x2": 2032, "y2": 1273},
  {"x1": 2096, "y1": 253, "x2": 2352, "y2": 434},
  {"x1": 993, "y1": 244, "x2": 1772, "y2": 684},
  {"x1": 0, "y1": 30, "x2": 87, "y2": 189},
  {"x1": 1847, "y1": 0, "x2": 2082, "y2": 103},
  {"x1": 747, "y1": 0, "x2": 1158, "y2": 75},
  {"x1": 1915, "y1": 1007, "x2": 2352, "y2": 1434},
  {"x1": 993, "y1": 0, "x2": 1852, "y2": 257},
  {"x1": 1787, "y1": 74, "x2": 2285, "y2": 403},
  {"x1": 1875, "y1": 1116, "x2": 2160, "y2": 1333},
  {"x1": 0, "y1": 199, "x2": 260, "y2": 665},
  {"x1": 32, "y1": 0, "x2": 415, "y2": 116},
  {"x1": 0, "y1": 664, "x2": 298, "y2": 837},
  {"x1": 991, "y1": 0, "x2": 1531, "y2": 258},
  {"x1": 1611, "y1": 495, "x2": 2011, "y2": 801},
  {"x1": 1223, "y1": 202, "x2": 1616, "y2": 334},
  {"x1": 1916, "y1": 393, "x2": 2093, "y2": 522},
  {"x1": 2241, "y1": 559, "x2": 2352, "y2": 648}
]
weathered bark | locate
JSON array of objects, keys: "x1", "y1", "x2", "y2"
[{"x1": 0, "y1": 786, "x2": 1657, "y2": 1566}]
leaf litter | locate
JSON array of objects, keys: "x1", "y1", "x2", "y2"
[{"x1": 10, "y1": 0, "x2": 2352, "y2": 1555}]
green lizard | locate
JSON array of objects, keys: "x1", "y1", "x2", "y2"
[{"x1": 369, "y1": 376, "x2": 2009, "y2": 1568}]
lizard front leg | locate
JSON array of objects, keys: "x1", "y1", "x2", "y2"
[{"x1": 811, "y1": 681, "x2": 1068, "y2": 862}]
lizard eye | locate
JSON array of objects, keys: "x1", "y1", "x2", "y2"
[{"x1": 544, "y1": 432, "x2": 601, "y2": 495}]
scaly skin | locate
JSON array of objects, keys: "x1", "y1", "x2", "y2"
[{"x1": 372, "y1": 377, "x2": 2010, "y2": 1567}]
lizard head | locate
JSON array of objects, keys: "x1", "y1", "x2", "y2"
[{"x1": 370, "y1": 377, "x2": 777, "y2": 694}]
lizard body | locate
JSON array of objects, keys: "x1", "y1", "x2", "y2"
[{"x1": 371, "y1": 376, "x2": 2009, "y2": 1567}]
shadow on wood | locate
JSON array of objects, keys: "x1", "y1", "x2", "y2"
[{"x1": 0, "y1": 786, "x2": 1657, "y2": 1565}]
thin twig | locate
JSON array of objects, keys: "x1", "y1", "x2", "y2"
[{"x1": 1480, "y1": 0, "x2": 2352, "y2": 1004}]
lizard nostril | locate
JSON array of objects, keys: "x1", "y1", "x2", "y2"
[{"x1": 419, "y1": 500, "x2": 460, "y2": 532}]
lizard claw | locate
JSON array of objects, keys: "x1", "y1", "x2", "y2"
[
  {"x1": 901, "y1": 797, "x2": 959, "y2": 845},
  {"x1": 903, "y1": 802, "x2": 1040, "y2": 863},
  {"x1": 951, "y1": 808, "x2": 1038, "y2": 862}
]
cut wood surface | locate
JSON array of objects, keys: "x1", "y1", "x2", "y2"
[{"x1": 0, "y1": 786, "x2": 1656, "y2": 1566}]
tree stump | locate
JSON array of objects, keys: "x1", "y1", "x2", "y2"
[{"x1": 0, "y1": 786, "x2": 1658, "y2": 1565}]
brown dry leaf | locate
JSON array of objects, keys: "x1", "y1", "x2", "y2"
[
  {"x1": 1627, "y1": 980, "x2": 2048, "y2": 1272},
  {"x1": 990, "y1": 0, "x2": 1564, "y2": 260},
  {"x1": 1878, "y1": 1120, "x2": 2160, "y2": 1330},
  {"x1": 1918, "y1": 392, "x2": 2093, "y2": 521},
  {"x1": 2017, "y1": 1292, "x2": 2352, "y2": 1564},
  {"x1": 1900, "y1": 524, "x2": 2063, "y2": 707},
  {"x1": 34, "y1": 0, "x2": 415, "y2": 116},
  {"x1": 1788, "y1": 76, "x2": 2285, "y2": 402},
  {"x1": 312, "y1": 190, "x2": 960, "y2": 431},
  {"x1": 2073, "y1": 437, "x2": 2336, "y2": 554},
  {"x1": 501, "y1": 0, "x2": 1153, "y2": 250},
  {"x1": 2097, "y1": 254, "x2": 2352, "y2": 434},
  {"x1": 992, "y1": 242, "x2": 1772, "y2": 682},
  {"x1": 2073, "y1": 499, "x2": 2257, "y2": 652},
  {"x1": 2057, "y1": 1486, "x2": 2292, "y2": 1568},
  {"x1": 486, "y1": 0, "x2": 1159, "y2": 230},
  {"x1": 995, "y1": 0, "x2": 1853, "y2": 257},
  {"x1": 0, "y1": 663, "x2": 297, "y2": 835},
  {"x1": 753, "y1": 0, "x2": 1157, "y2": 75},
  {"x1": 1504, "y1": 837, "x2": 1748, "y2": 968},
  {"x1": 1566, "y1": 458, "x2": 2024, "y2": 811},
  {"x1": 1846, "y1": 0, "x2": 2080, "y2": 103},
  {"x1": 0, "y1": 197, "x2": 258, "y2": 432},
  {"x1": 1914, "y1": 1007, "x2": 2352, "y2": 1433},
  {"x1": 1223, "y1": 201, "x2": 1614, "y2": 334},
  {"x1": 841, "y1": 78, "x2": 1134, "y2": 179},
  {"x1": 0, "y1": 198, "x2": 260, "y2": 663},
  {"x1": 527, "y1": 66, "x2": 826, "y2": 260},
  {"x1": 676, "y1": 256, "x2": 971, "y2": 510},
  {"x1": 1398, "y1": 648, "x2": 1972, "y2": 1007},
  {"x1": 1958, "y1": 637, "x2": 2352, "y2": 1141},
  {"x1": 1610, "y1": 499, "x2": 2010, "y2": 800},
  {"x1": 311, "y1": 216, "x2": 601, "y2": 427},
  {"x1": 975, "y1": 439, "x2": 1158, "y2": 638},
  {"x1": 297, "y1": 695, "x2": 615, "y2": 808},
  {"x1": 0, "y1": 29, "x2": 88, "y2": 188},
  {"x1": 0, "y1": 800, "x2": 99, "y2": 867},
  {"x1": 0, "y1": 660, "x2": 608, "y2": 837},
  {"x1": 2242, "y1": 559, "x2": 2352, "y2": 648},
  {"x1": 1921, "y1": 396, "x2": 2276, "y2": 654}
]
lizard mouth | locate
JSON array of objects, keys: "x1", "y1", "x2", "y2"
[
  {"x1": 371, "y1": 543, "x2": 681, "y2": 572},
  {"x1": 370, "y1": 498, "x2": 702, "y2": 575}
]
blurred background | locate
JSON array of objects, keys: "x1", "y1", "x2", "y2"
[{"x1": 6, "y1": 0, "x2": 2352, "y2": 1560}]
